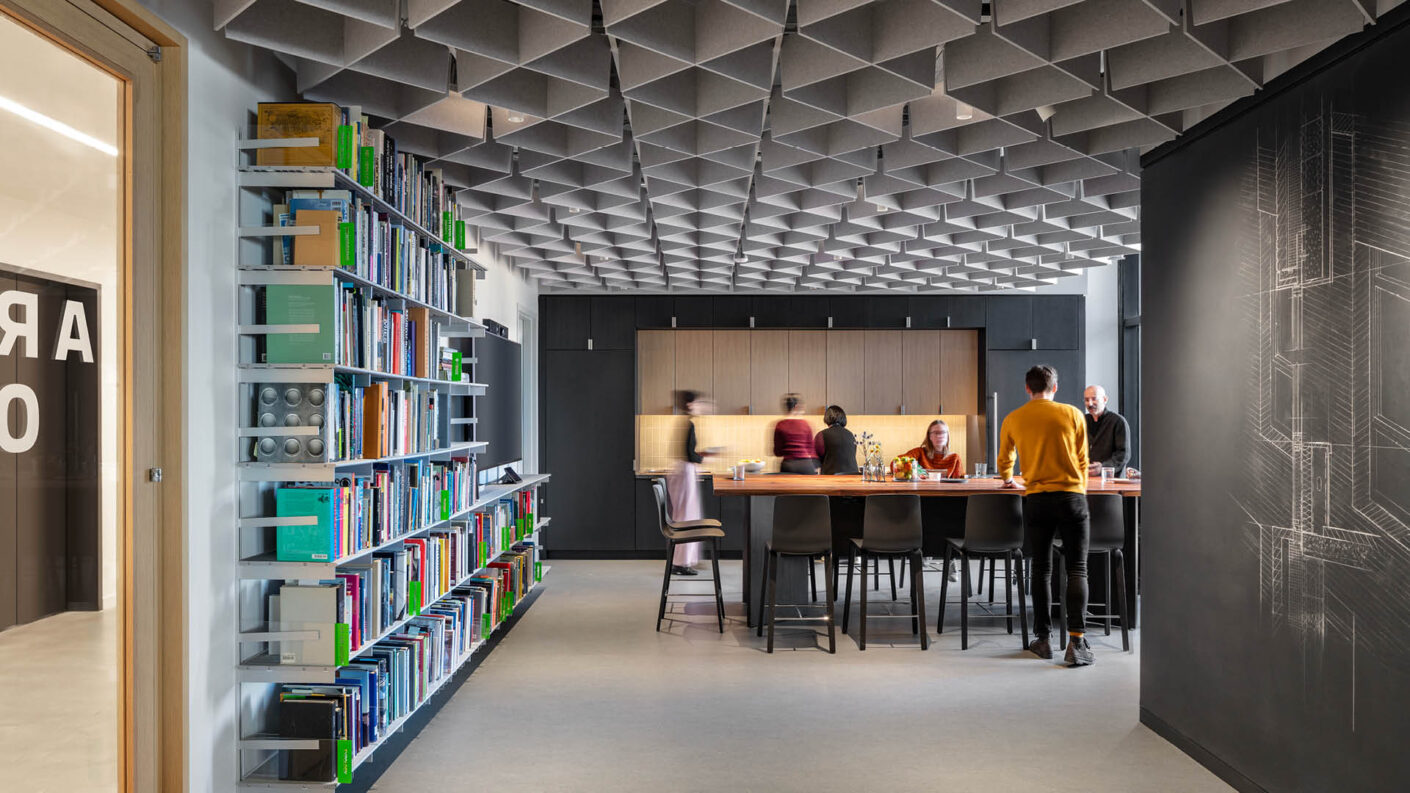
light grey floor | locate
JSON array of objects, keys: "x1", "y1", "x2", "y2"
[
  {"x1": 371, "y1": 559, "x2": 1230, "y2": 793},
  {"x1": 0, "y1": 609, "x2": 118, "y2": 793}
]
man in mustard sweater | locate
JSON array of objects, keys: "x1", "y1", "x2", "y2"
[{"x1": 998, "y1": 365, "x2": 1094, "y2": 666}]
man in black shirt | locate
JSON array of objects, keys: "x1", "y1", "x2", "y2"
[{"x1": 1083, "y1": 385, "x2": 1130, "y2": 475}]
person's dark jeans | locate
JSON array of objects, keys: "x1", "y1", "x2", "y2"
[
  {"x1": 779, "y1": 458, "x2": 819, "y2": 474},
  {"x1": 1025, "y1": 491, "x2": 1090, "y2": 637}
]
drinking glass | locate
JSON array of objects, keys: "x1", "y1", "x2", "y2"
[
  {"x1": 974, "y1": 462, "x2": 988, "y2": 478},
  {"x1": 1100, "y1": 466, "x2": 1115, "y2": 486}
]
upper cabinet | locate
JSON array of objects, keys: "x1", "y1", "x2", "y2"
[
  {"x1": 590, "y1": 296, "x2": 635, "y2": 350},
  {"x1": 826, "y1": 331, "x2": 866, "y2": 414},
  {"x1": 637, "y1": 330, "x2": 676, "y2": 414},
  {"x1": 940, "y1": 330, "x2": 981, "y2": 414},
  {"x1": 673, "y1": 296, "x2": 714, "y2": 328},
  {"x1": 749, "y1": 331, "x2": 790, "y2": 415},
  {"x1": 788, "y1": 331, "x2": 828, "y2": 413},
  {"x1": 635, "y1": 296, "x2": 673, "y2": 329},
  {"x1": 984, "y1": 295, "x2": 1035, "y2": 349},
  {"x1": 712, "y1": 330, "x2": 752, "y2": 414},
  {"x1": 674, "y1": 331, "x2": 713, "y2": 397},
  {"x1": 901, "y1": 331, "x2": 941, "y2": 415},
  {"x1": 542, "y1": 296, "x2": 590, "y2": 350},
  {"x1": 1032, "y1": 296, "x2": 1083, "y2": 350},
  {"x1": 863, "y1": 330, "x2": 904, "y2": 414}
]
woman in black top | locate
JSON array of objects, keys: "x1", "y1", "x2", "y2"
[{"x1": 813, "y1": 405, "x2": 859, "y2": 475}]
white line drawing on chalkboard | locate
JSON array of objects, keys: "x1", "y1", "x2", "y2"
[{"x1": 1236, "y1": 102, "x2": 1410, "y2": 719}]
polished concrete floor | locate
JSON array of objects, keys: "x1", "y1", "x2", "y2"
[
  {"x1": 0, "y1": 609, "x2": 118, "y2": 793},
  {"x1": 372, "y1": 559, "x2": 1229, "y2": 793}
]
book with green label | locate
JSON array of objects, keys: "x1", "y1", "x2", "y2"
[
  {"x1": 276, "y1": 486, "x2": 338, "y2": 562},
  {"x1": 265, "y1": 284, "x2": 335, "y2": 364}
]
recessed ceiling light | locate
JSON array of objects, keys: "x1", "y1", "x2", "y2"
[
  {"x1": 568, "y1": 207, "x2": 581, "y2": 214},
  {"x1": 733, "y1": 253, "x2": 748, "y2": 263},
  {"x1": 506, "y1": 113, "x2": 525, "y2": 123},
  {"x1": 875, "y1": 204, "x2": 888, "y2": 212},
  {"x1": 955, "y1": 102, "x2": 973, "y2": 121}
]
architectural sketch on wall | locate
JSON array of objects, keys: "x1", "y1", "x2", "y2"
[{"x1": 1236, "y1": 100, "x2": 1410, "y2": 725}]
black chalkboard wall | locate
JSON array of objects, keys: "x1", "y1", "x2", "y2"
[{"x1": 1141, "y1": 12, "x2": 1410, "y2": 792}]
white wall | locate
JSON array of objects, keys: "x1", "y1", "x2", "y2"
[
  {"x1": 133, "y1": 3, "x2": 290, "y2": 791},
  {"x1": 1083, "y1": 263, "x2": 1121, "y2": 406}
]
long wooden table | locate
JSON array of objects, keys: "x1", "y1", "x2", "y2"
[{"x1": 711, "y1": 474, "x2": 1142, "y2": 628}]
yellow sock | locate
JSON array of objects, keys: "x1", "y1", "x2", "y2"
[{"x1": 1069, "y1": 631, "x2": 1084, "y2": 639}]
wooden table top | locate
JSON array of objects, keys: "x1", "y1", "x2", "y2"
[{"x1": 710, "y1": 473, "x2": 1141, "y2": 497}]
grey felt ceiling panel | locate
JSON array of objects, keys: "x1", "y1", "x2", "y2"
[{"x1": 216, "y1": 0, "x2": 1407, "y2": 292}]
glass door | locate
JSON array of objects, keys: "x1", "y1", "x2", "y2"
[{"x1": 0, "y1": 1, "x2": 166, "y2": 789}]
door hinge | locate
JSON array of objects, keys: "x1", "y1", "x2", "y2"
[
  {"x1": 146, "y1": 46, "x2": 162, "y2": 63},
  {"x1": 148, "y1": 467, "x2": 163, "y2": 483}
]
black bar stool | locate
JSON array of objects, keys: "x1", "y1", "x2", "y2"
[
  {"x1": 755, "y1": 495, "x2": 836, "y2": 653},
  {"x1": 938, "y1": 493, "x2": 1029, "y2": 650},
  {"x1": 842, "y1": 495, "x2": 928, "y2": 650},
  {"x1": 1056, "y1": 493, "x2": 1131, "y2": 651},
  {"x1": 651, "y1": 479, "x2": 726, "y2": 633}
]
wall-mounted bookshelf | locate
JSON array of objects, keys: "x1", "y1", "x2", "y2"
[{"x1": 231, "y1": 118, "x2": 549, "y2": 789}]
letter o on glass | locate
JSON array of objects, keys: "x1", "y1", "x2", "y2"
[{"x1": 0, "y1": 383, "x2": 38, "y2": 453}]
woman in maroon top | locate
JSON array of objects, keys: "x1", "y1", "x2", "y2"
[{"x1": 774, "y1": 393, "x2": 819, "y2": 474}]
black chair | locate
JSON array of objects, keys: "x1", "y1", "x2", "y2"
[
  {"x1": 938, "y1": 494, "x2": 1029, "y2": 650},
  {"x1": 755, "y1": 495, "x2": 835, "y2": 653},
  {"x1": 1056, "y1": 493, "x2": 1131, "y2": 652},
  {"x1": 829, "y1": 489, "x2": 898, "y2": 599},
  {"x1": 842, "y1": 495, "x2": 928, "y2": 650},
  {"x1": 651, "y1": 479, "x2": 726, "y2": 633}
]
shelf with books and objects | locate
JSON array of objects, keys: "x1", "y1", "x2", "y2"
[{"x1": 231, "y1": 105, "x2": 554, "y2": 790}]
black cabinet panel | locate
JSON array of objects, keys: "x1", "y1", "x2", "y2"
[
  {"x1": 674, "y1": 296, "x2": 713, "y2": 327},
  {"x1": 907, "y1": 296, "x2": 951, "y2": 328},
  {"x1": 750, "y1": 295, "x2": 790, "y2": 327},
  {"x1": 986, "y1": 349, "x2": 1085, "y2": 438},
  {"x1": 542, "y1": 296, "x2": 590, "y2": 350},
  {"x1": 949, "y1": 296, "x2": 986, "y2": 328},
  {"x1": 590, "y1": 296, "x2": 636, "y2": 349},
  {"x1": 712, "y1": 296, "x2": 751, "y2": 327},
  {"x1": 635, "y1": 296, "x2": 673, "y2": 328},
  {"x1": 543, "y1": 350, "x2": 636, "y2": 551},
  {"x1": 829, "y1": 296, "x2": 869, "y2": 327},
  {"x1": 1033, "y1": 296, "x2": 1083, "y2": 349},
  {"x1": 869, "y1": 296, "x2": 908, "y2": 328},
  {"x1": 788, "y1": 296, "x2": 831, "y2": 328},
  {"x1": 985, "y1": 296, "x2": 1035, "y2": 349}
]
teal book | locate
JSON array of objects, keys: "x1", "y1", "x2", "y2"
[
  {"x1": 265, "y1": 284, "x2": 334, "y2": 364},
  {"x1": 276, "y1": 487, "x2": 337, "y2": 562}
]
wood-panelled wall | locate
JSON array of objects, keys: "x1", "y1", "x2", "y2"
[{"x1": 639, "y1": 329, "x2": 981, "y2": 417}]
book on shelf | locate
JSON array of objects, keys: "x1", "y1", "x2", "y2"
[
  {"x1": 263, "y1": 284, "x2": 335, "y2": 364},
  {"x1": 268, "y1": 457, "x2": 476, "y2": 563},
  {"x1": 255, "y1": 102, "x2": 341, "y2": 167}
]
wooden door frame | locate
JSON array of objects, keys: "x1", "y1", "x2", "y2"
[{"x1": 0, "y1": 1, "x2": 185, "y2": 790}]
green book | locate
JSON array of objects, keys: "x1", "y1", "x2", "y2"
[
  {"x1": 275, "y1": 487, "x2": 337, "y2": 562},
  {"x1": 264, "y1": 284, "x2": 334, "y2": 364}
]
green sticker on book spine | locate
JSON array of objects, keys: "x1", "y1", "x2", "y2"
[
  {"x1": 441, "y1": 210, "x2": 452, "y2": 241},
  {"x1": 334, "y1": 623, "x2": 351, "y2": 667},
  {"x1": 409, "y1": 581, "x2": 422, "y2": 616},
  {"x1": 358, "y1": 146, "x2": 375, "y2": 186},
  {"x1": 440, "y1": 490, "x2": 450, "y2": 521},
  {"x1": 481, "y1": 612, "x2": 490, "y2": 638},
  {"x1": 451, "y1": 351, "x2": 462, "y2": 381},
  {"x1": 454, "y1": 220, "x2": 466, "y2": 250},
  {"x1": 338, "y1": 222, "x2": 355, "y2": 270},
  {"x1": 336, "y1": 739, "x2": 353, "y2": 783},
  {"x1": 335, "y1": 125, "x2": 353, "y2": 170},
  {"x1": 535, "y1": 561, "x2": 542, "y2": 582},
  {"x1": 479, "y1": 540, "x2": 487, "y2": 568}
]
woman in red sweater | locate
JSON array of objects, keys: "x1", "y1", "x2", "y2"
[
  {"x1": 773, "y1": 393, "x2": 819, "y2": 474},
  {"x1": 904, "y1": 419, "x2": 963, "y2": 478}
]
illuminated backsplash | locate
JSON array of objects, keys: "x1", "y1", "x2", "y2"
[{"x1": 637, "y1": 413, "x2": 984, "y2": 475}]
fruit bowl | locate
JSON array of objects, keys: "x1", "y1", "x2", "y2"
[{"x1": 738, "y1": 459, "x2": 766, "y2": 473}]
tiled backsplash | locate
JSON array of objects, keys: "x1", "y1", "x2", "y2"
[{"x1": 637, "y1": 413, "x2": 983, "y2": 474}]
